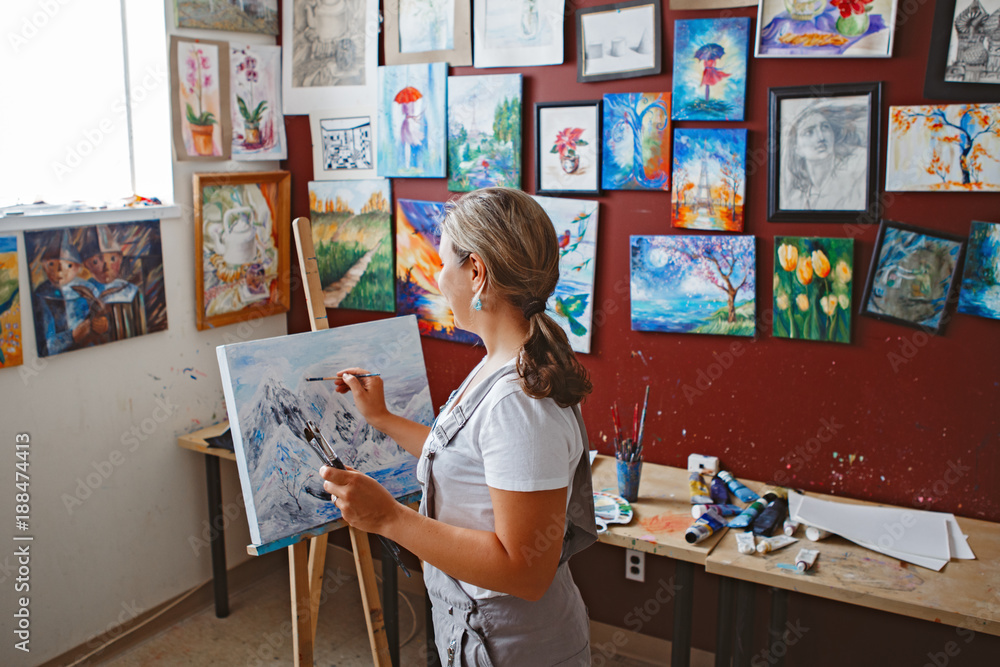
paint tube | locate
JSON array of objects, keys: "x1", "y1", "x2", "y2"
[
  {"x1": 717, "y1": 470, "x2": 760, "y2": 503},
  {"x1": 684, "y1": 508, "x2": 725, "y2": 544},
  {"x1": 735, "y1": 532, "x2": 756, "y2": 554},
  {"x1": 795, "y1": 548, "x2": 819, "y2": 572},
  {"x1": 806, "y1": 527, "x2": 832, "y2": 542},
  {"x1": 752, "y1": 496, "x2": 789, "y2": 537},
  {"x1": 727, "y1": 486, "x2": 782, "y2": 529},
  {"x1": 783, "y1": 519, "x2": 800, "y2": 536},
  {"x1": 689, "y1": 472, "x2": 713, "y2": 505},
  {"x1": 755, "y1": 534, "x2": 798, "y2": 554},
  {"x1": 710, "y1": 475, "x2": 729, "y2": 504},
  {"x1": 691, "y1": 503, "x2": 743, "y2": 519}
]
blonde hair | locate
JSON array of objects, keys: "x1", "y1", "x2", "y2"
[{"x1": 441, "y1": 187, "x2": 592, "y2": 408}]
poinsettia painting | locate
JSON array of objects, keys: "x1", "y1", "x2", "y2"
[{"x1": 536, "y1": 101, "x2": 602, "y2": 194}]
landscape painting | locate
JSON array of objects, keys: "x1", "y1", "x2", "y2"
[
  {"x1": 217, "y1": 316, "x2": 433, "y2": 547},
  {"x1": 672, "y1": 17, "x2": 750, "y2": 121},
  {"x1": 671, "y1": 128, "x2": 747, "y2": 231},
  {"x1": 308, "y1": 180, "x2": 393, "y2": 312},
  {"x1": 755, "y1": 0, "x2": 898, "y2": 58},
  {"x1": 377, "y1": 63, "x2": 447, "y2": 178},
  {"x1": 532, "y1": 196, "x2": 599, "y2": 353},
  {"x1": 447, "y1": 73, "x2": 522, "y2": 191},
  {"x1": 602, "y1": 92, "x2": 671, "y2": 191},
  {"x1": 396, "y1": 199, "x2": 480, "y2": 344},
  {"x1": 773, "y1": 236, "x2": 854, "y2": 344},
  {"x1": 958, "y1": 220, "x2": 1000, "y2": 321},
  {"x1": 175, "y1": 0, "x2": 279, "y2": 35},
  {"x1": 630, "y1": 235, "x2": 756, "y2": 337},
  {"x1": 231, "y1": 44, "x2": 287, "y2": 160},
  {"x1": 886, "y1": 104, "x2": 1000, "y2": 192},
  {"x1": 0, "y1": 236, "x2": 22, "y2": 369}
]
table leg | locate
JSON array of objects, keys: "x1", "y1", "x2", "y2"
[
  {"x1": 205, "y1": 455, "x2": 229, "y2": 618},
  {"x1": 733, "y1": 580, "x2": 755, "y2": 667},
  {"x1": 425, "y1": 592, "x2": 441, "y2": 667},
  {"x1": 382, "y1": 544, "x2": 399, "y2": 667},
  {"x1": 714, "y1": 576, "x2": 735, "y2": 667},
  {"x1": 671, "y1": 560, "x2": 694, "y2": 667},
  {"x1": 768, "y1": 587, "x2": 789, "y2": 667}
]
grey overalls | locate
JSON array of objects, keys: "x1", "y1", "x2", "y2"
[{"x1": 417, "y1": 363, "x2": 598, "y2": 666}]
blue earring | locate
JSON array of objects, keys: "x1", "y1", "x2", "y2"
[{"x1": 474, "y1": 296, "x2": 482, "y2": 311}]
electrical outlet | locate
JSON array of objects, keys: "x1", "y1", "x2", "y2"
[{"x1": 625, "y1": 549, "x2": 645, "y2": 582}]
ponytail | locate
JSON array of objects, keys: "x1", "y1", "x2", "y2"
[{"x1": 518, "y1": 310, "x2": 592, "y2": 408}]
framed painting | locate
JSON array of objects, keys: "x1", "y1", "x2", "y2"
[
  {"x1": 175, "y1": 0, "x2": 279, "y2": 35},
  {"x1": 672, "y1": 17, "x2": 750, "y2": 121},
  {"x1": 773, "y1": 236, "x2": 855, "y2": 344},
  {"x1": 24, "y1": 222, "x2": 169, "y2": 358},
  {"x1": 447, "y1": 74, "x2": 522, "y2": 192},
  {"x1": 602, "y1": 92, "x2": 671, "y2": 192},
  {"x1": 957, "y1": 220, "x2": 1000, "y2": 321},
  {"x1": 377, "y1": 63, "x2": 447, "y2": 178},
  {"x1": 768, "y1": 82, "x2": 882, "y2": 224},
  {"x1": 170, "y1": 36, "x2": 231, "y2": 161},
  {"x1": 310, "y1": 108, "x2": 378, "y2": 181},
  {"x1": 193, "y1": 171, "x2": 291, "y2": 331},
  {"x1": 924, "y1": 0, "x2": 1000, "y2": 101},
  {"x1": 671, "y1": 128, "x2": 747, "y2": 231},
  {"x1": 395, "y1": 198, "x2": 480, "y2": 344},
  {"x1": 216, "y1": 316, "x2": 432, "y2": 548},
  {"x1": 0, "y1": 236, "x2": 23, "y2": 369},
  {"x1": 473, "y1": 0, "x2": 565, "y2": 68},
  {"x1": 860, "y1": 219, "x2": 965, "y2": 335},
  {"x1": 231, "y1": 44, "x2": 287, "y2": 161},
  {"x1": 630, "y1": 235, "x2": 756, "y2": 337},
  {"x1": 535, "y1": 100, "x2": 602, "y2": 196},
  {"x1": 384, "y1": 0, "x2": 472, "y2": 66},
  {"x1": 755, "y1": 0, "x2": 898, "y2": 58},
  {"x1": 886, "y1": 103, "x2": 1000, "y2": 192},
  {"x1": 576, "y1": 0, "x2": 662, "y2": 83},
  {"x1": 531, "y1": 195, "x2": 599, "y2": 353},
  {"x1": 282, "y1": 0, "x2": 378, "y2": 114},
  {"x1": 307, "y1": 179, "x2": 394, "y2": 312}
]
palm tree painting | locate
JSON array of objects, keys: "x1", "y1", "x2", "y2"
[{"x1": 672, "y1": 18, "x2": 749, "y2": 121}]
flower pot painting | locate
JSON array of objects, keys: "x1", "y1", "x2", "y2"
[
  {"x1": 958, "y1": 221, "x2": 1000, "y2": 321},
  {"x1": 601, "y1": 92, "x2": 671, "y2": 191},
  {"x1": 0, "y1": 236, "x2": 23, "y2": 369},
  {"x1": 630, "y1": 235, "x2": 756, "y2": 337},
  {"x1": 181, "y1": 42, "x2": 224, "y2": 156},
  {"x1": 308, "y1": 179, "x2": 394, "y2": 312},
  {"x1": 672, "y1": 18, "x2": 750, "y2": 121},
  {"x1": 773, "y1": 237, "x2": 854, "y2": 344},
  {"x1": 531, "y1": 195, "x2": 599, "y2": 354},
  {"x1": 536, "y1": 101, "x2": 601, "y2": 194},
  {"x1": 671, "y1": 128, "x2": 747, "y2": 232},
  {"x1": 886, "y1": 104, "x2": 1000, "y2": 192},
  {"x1": 231, "y1": 45, "x2": 287, "y2": 160},
  {"x1": 756, "y1": 0, "x2": 897, "y2": 58},
  {"x1": 377, "y1": 63, "x2": 447, "y2": 178},
  {"x1": 447, "y1": 74, "x2": 522, "y2": 191},
  {"x1": 395, "y1": 199, "x2": 481, "y2": 344}
]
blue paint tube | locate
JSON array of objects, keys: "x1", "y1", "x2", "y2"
[
  {"x1": 684, "y1": 508, "x2": 725, "y2": 544},
  {"x1": 728, "y1": 488, "x2": 780, "y2": 529},
  {"x1": 717, "y1": 470, "x2": 760, "y2": 503},
  {"x1": 710, "y1": 475, "x2": 729, "y2": 504},
  {"x1": 689, "y1": 472, "x2": 713, "y2": 505},
  {"x1": 692, "y1": 503, "x2": 743, "y2": 519}
]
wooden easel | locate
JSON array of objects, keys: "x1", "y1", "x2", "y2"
[{"x1": 286, "y1": 216, "x2": 393, "y2": 667}]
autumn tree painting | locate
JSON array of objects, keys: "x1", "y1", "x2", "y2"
[{"x1": 671, "y1": 128, "x2": 747, "y2": 231}]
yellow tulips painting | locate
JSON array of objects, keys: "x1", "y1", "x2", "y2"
[{"x1": 773, "y1": 236, "x2": 854, "y2": 343}]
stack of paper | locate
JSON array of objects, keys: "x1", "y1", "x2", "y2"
[{"x1": 788, "y1": 492, "x2": 976, "y2": 571}]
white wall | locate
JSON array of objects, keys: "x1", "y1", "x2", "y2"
[{"x1": 0, "y1": 5, "x2": 287, "y2": 665}]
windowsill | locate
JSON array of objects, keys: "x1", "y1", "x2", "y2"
[{"x1": 0, "y1": 204, "x2": 182, "y2": 232}]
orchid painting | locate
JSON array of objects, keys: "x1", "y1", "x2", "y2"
[
  {"x1": 171, "y1": 36, "x2": 230, "y2": 160},
  {"x1": 184, "y1": 44, "x2": 221, "y2": 155},
  {"x1": 231, "y1": 45, "x2": 286, "y2": 160}
]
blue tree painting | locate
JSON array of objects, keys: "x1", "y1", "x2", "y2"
[
  {"x1": 672, "y1": 18, "x2": 749, "y2": 121},
  {"x1": 958, "y1": 220, "x2": 1000, "y2": 320},
  {"x1": 601, "y1": 92, "x2": 671, "y2": 191}
]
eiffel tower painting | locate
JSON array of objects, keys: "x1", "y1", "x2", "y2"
[{"x1": 693, "y1": 159, "x2": 714, "y2": 214}]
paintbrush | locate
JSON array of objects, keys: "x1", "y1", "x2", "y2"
[
  {"x1": 637, "y1": 385, "x2": 650, "y2": 452},
  {"x1": 306, "y1": 373, "x2": 380, "y2": 381}
]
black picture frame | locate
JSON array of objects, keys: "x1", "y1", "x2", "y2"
[
  {"x1": 535, "y1": 100, "x2": 603, "y2": 196},
  {"x1": 576, "y1": 0, "x2": 662, "y2": 84},
  {"x1": 767, "y1": 82, "x2": 882, "y2": 225},
  {"x1": 924, "y1": 0, "x2": 1000, "y2": 102},
  {"x1": 859, "y1": 219, "x2": 967, "y2": 336}
]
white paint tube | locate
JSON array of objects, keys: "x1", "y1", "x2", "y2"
[
  {"x1": 795, "y1": 548, "x2": 819, "y2": 572},
  {"x1": 692, "y1": 503, "x2": 743, "y2": 519},
  {"x1": 735, "y1": 532, "x2": 756, "y2": 554},
  {"x1": 755, "y1": 534, "x2": 798, "y2": 554},
  {"x1": 783, "y1": 519, "x2": 800, "y2": 536},
  {"x1": 805, "y1": 526, "x2": 832, "y2": 541},
  {"x1": 684, "y1": 508, "x2": 725, "y2": 544}
]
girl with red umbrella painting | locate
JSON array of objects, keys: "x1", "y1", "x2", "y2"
[
  {"x1": 695, "y1": 43, "x2": 730, "y2": 102},
  {"x1": 394, "y1": 86, "x2": 425, "y2": 170}
]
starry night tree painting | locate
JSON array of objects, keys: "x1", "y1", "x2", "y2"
[
  {"x1": 630, "y1": 235, "x2": 756, "y2": 337},
  {"x1": 671, "y1": 17, "x2": 749, "y2": 121},
  {"x1": 601, "y1": 92, "x2": 671, "y2": 191}
]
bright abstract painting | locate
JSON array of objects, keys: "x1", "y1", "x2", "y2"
[
  {"x1": 958, "y1": 221, "x2": 1000, "y2": 321},
  {"x1": 231, "y1": 44, "x2": 287, "y2": 160},
  {"x1": 773, "y1": 237, "x2": 854, "y2": 344},
  {"x1": 378, "y1": 63, "x2": 447, "y2": 178},
  {"x1": 671, "y1": 128, "x2": 747, "y2": 231},
  {"x1": 309, "y1": 180, "x2": 393, "y2": 312},
  {"x1": 396, "y1": 199, "x2": 480, "y2": 344},
  {"x1": 672, "y1": 17, "x2": 750, "y2": 121},
  {"x1": 631, "y1": 235, "x2": 756, "y2": 337},
  {"x1": 532, "y1": 195, "x2": 599, "y2": 353},
  {"x1": 886, "y1": 104, "x2": 1000, "y2": 192},
  {"x1": 447, "y1": 74, "x2": 522, "y2": 191},
  {"x1": 217, "y1": 316, "x2": 433, "y2": 547},
  {"x1": 601, "y1": 92, "x2": 671, "y2": 191},
  {"x1": 0, "y1": 236, "x2": 22, "y2": 369}
]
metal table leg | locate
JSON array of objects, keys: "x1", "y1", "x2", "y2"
[
  {"x1": 205, "y1": 455, "x2": 229, "y2": 618},
  {"x1": 671, "y1": 560, "x2": 694, "y2": 667},
  {"x1": 733, "y1": 580, "x2": 755, "y2": 667},
  {"x1": 715, "y1": 576, "x2": 735, "y2": 667}
]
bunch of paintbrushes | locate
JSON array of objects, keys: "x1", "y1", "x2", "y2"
[{"x1": 611, "y1": 385, "x2": 650, "y2": 462}]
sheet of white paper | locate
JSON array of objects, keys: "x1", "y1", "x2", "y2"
[
  {"x1": 945, "y1": 515, "x2": 976, "y2": 559},
  {"x1": 851, "y1": 537, "x2": 950, "y2": 571},
  {"x1": 589, "y1": 450, "x2": 598, "y2": 465}
]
